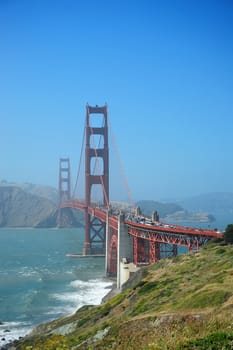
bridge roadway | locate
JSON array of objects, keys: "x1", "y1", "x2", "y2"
[
  {"x1": 61, "y1": 200, "x2": 223, "y2": 287},
  {"x1": 61, "y1": 200, "x2": 223, "y2": 248}
]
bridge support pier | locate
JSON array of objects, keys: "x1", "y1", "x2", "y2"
[
  {"x1": 116, "y1": 214, "x2": 133, "y2": 289},
  {"x1": 105, "y1": 210, "x2": 110, "y2": 274},
  {"x1": 105, "y1": 212, "x2": 134, "y2": 288}
]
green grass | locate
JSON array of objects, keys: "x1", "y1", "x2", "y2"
[{"x1": 176, "y1": 288, "x2": 231, "y2": 310}]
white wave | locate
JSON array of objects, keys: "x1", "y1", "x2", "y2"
[
  {"x1": 52, "y1": 291, "x2": 84, "y2": 303},
  {"x1": 70, "y1": 279, "x2": 112, "y2": 290},
  {"x1": 0, "y1": 321, "x2": 25, "y2": 328},
  {"x1": 45, "y1": 305, "x2": 79, "y2": 317},
  {"x1": 45, "y1": 306, "x2": 73, "y2": 315},
  {"x1": 51, "y1": 278, "x2": 113, "y2": 315},
  {"x1": 0, "y1": 321, "x2": 33, "y2": 348}
]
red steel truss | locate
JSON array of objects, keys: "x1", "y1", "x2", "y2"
[{"x1": 128, "y1": 224, "x2": 208, "y2": 256}]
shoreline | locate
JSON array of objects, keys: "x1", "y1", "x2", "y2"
[
  {"x1": 1, "y1": 277, "x2": 115, "y2": 350},
  {"x1": 1, "y1": 268, "x2": 146, "y2": 349},
  {"x1": 0, "y1": 320, "x2": 34, "y2": 350},
  {"x1": 101, "y1": 281, "x2": 119, "y2": 303}
]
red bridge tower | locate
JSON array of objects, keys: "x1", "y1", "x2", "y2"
[
  {"x1": 58, "y1": 158, "x2": 71, "y2": 227},
  {"x1": 83, "y1": 104, "x2": 109, "y2": 255}
]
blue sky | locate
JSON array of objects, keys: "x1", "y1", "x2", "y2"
[{"x1": 0, "y1": 0, "x2": 233, "y2": 202}]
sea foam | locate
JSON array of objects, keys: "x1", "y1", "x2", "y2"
[
  {"x1": 0, "y1": 321, "x2": 32, "y2": 348},
  {"x1": 52, "y1": 278, "x2": 113, "y2": 314}
]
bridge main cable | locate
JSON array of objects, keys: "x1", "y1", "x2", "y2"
[{"x1": 108, "y1": 115, "x2": 135, "y2": 208}]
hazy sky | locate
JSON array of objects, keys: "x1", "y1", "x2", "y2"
[{"x1": 1, "y1": 0, "x2": 233, "y2": 202}]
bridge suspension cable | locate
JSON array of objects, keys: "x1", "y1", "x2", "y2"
[
  {"x1": 72, "y1": 122, "x2": 85, "y2": 198},
  {"x1": 72, "y1": 106, "x2": 135, "y2": 209},
  {"x1": 108, "y1": 115, "x2": 135, "y2": 209}
]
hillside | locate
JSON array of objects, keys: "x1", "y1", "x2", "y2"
[
  {"x1": 180, "y1": 192, "x2": 233, "y2": 215},
  {"x1": 0, "y1": 185, "x2": 84, "y2": 228},
  {"x1": 136, "y1": 199, "x2": 183, "y2": 217},
  {"x1": 10, "y1": 241, "x2": 233, "y2": 349},
  {"x1": 20, "y1": 182, "x2": 58, "y2": 204},
  {"x1": 0, "y1": 181, "x2": 58, "y2": 203},
  {"x1": 136, "y1": 199, "x2": 214, "y2": 223},
  {"x1": 0, "y1": 185, "x2": 56, "y2": 227}
]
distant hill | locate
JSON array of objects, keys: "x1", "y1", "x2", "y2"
[
  {"x1": 0, "y1": 184, "x2": 84, "y2": 228},
  {"x1": 1, "y1": 182, "x2": 223, "y2": 227},
  {"x1": 136, "y1": 200, "x2": 183, "y2": 218},
  {"x1": 0, "y1": 181, "x2": 58, "y2": 203},
  {"x1": 0, "y1": 185, "x2": 56, "y2": 227},
  {"x1": 180, "y1": 192, "x2": 233, "y2": 215},
  {"x1": 20, "y1": 182, "x2": 58, "y2": 204},
  {"x1": 136, "y1": 199, "x2": 214, "y2": 223}
]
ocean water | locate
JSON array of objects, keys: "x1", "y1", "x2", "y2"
[{"x1": 0, "y1": 228, "x2": 112, "y2": 348}]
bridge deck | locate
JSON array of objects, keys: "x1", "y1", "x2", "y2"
[{"x1": 61, "y1": 200, "x2": 222, "y2": 240}]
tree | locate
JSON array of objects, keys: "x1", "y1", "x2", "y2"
[{"x1": 224, "y1": 224, "x2": 233, "y2": 244}]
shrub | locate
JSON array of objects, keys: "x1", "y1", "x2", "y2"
[
  {"x1": 224, "y1": 224, "x2": 233, "y2": 244},
  {"x1": 215, "y1": 248, "x2": 226, "y2": 255},
  {"x1": 178, "y1": 331, "x2": 233, "y2": 349}
]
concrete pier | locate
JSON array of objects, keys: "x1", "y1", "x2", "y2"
[
  {"x1": 117, "y1": 213, "x2": 134, "y2": 289},
  {"x1": 105, "y1": 209, "x2": 110, "y2": 276}
]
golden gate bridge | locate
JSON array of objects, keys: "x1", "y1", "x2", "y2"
[{"x1": 58, "y1": 104, "x2": 222, "y2": 286}]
